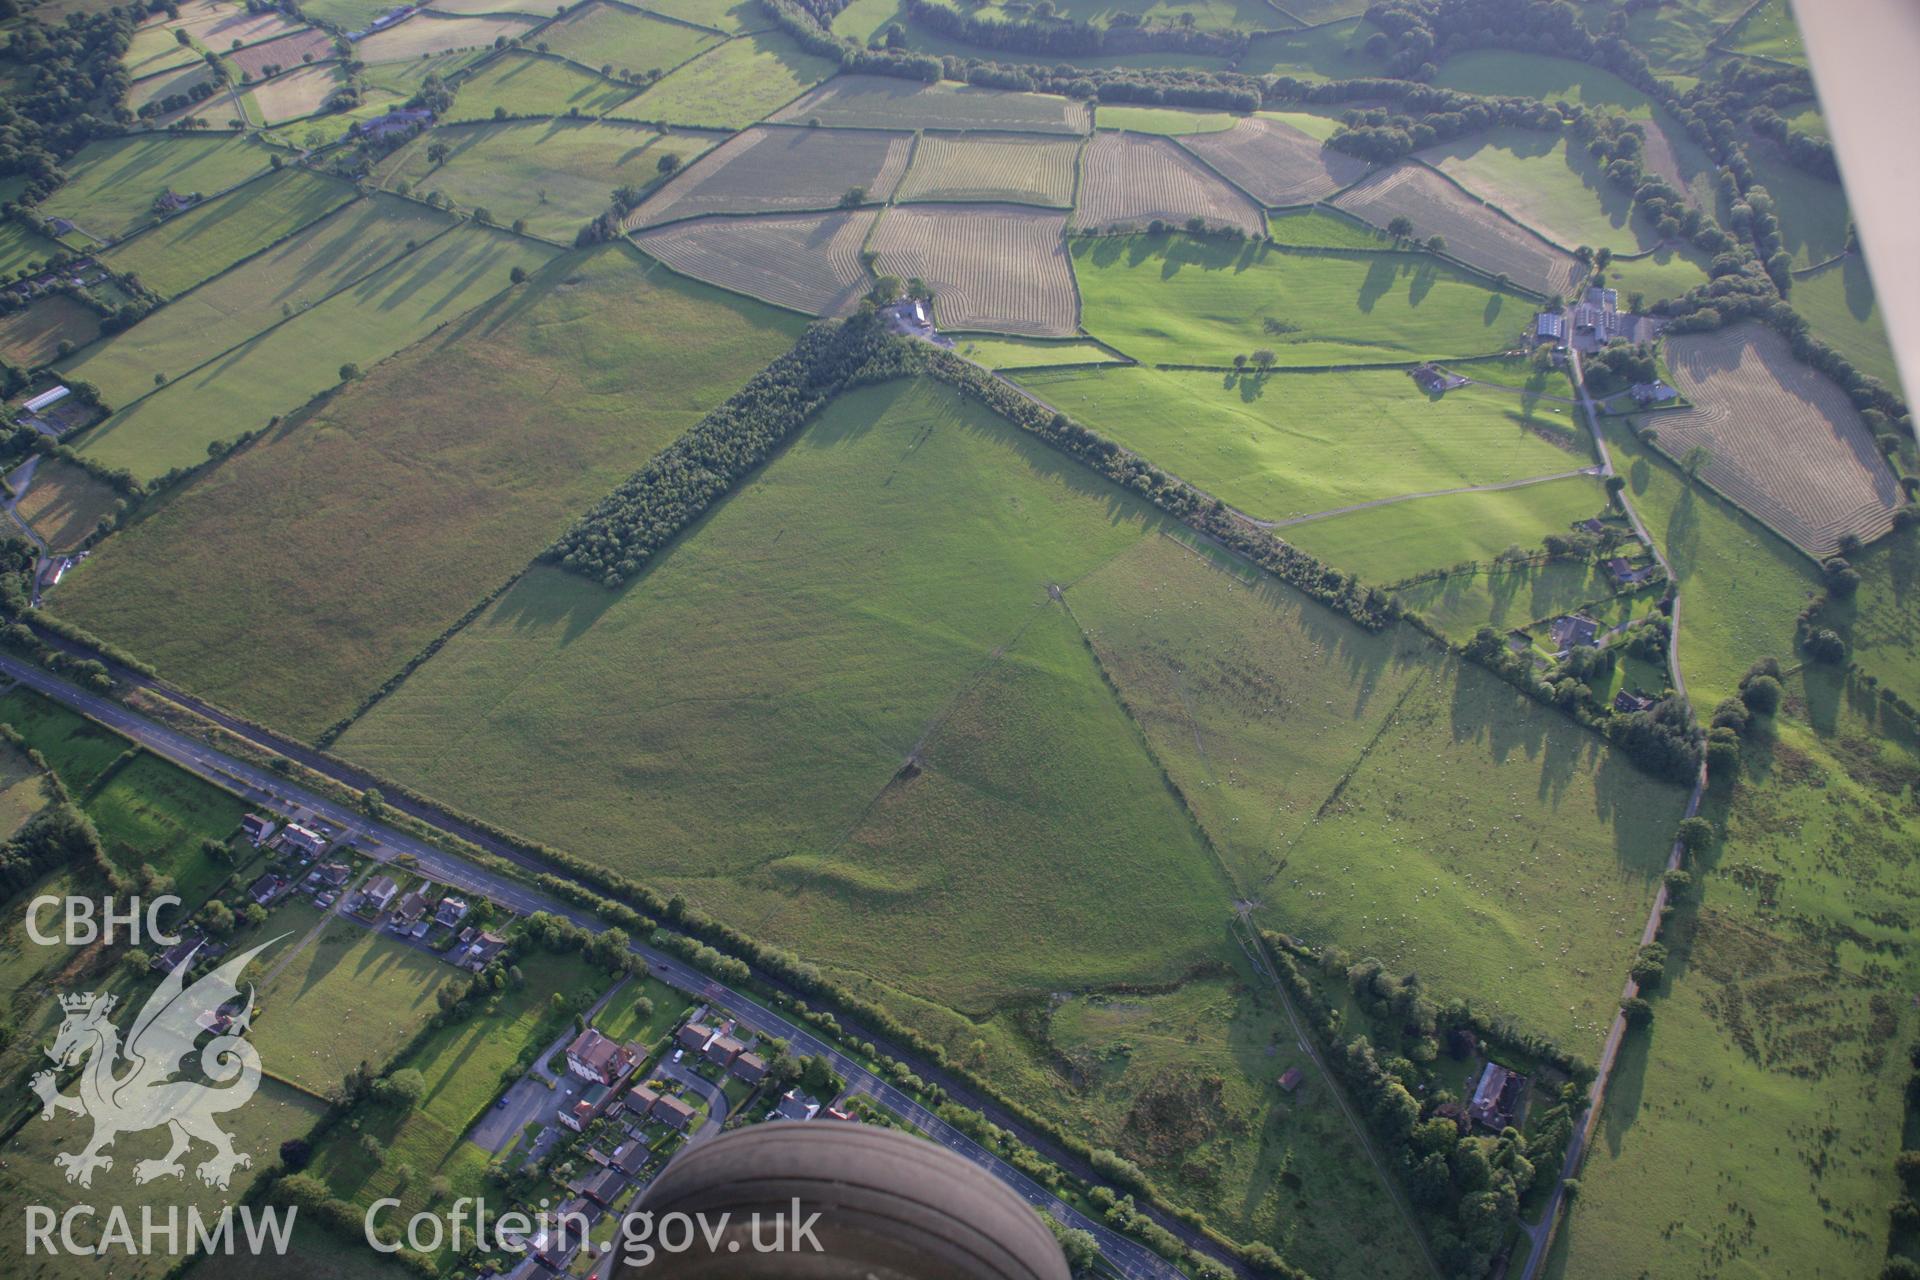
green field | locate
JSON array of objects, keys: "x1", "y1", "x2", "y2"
[
  {"x1": 959, "y1": 967, "x2": 1430, "y2": 1280},
  {"x1": 1723, "y1": 0, "x2": 1805, "y2": 63},
  {"x1": 1553, "y1": 675, "x2": 1915, "y2": 1279},
  {"x1": 1280, "y1": 473, "x2": 1608, "y2": 583},
  {"x1": 16, "y1": 457, "x2": 127, "y2": 552},
  {"x1": 1094, "y1": 104, "x2": 1237, "y2": 135},
  {"x1": 1559, "y1": 0, "x2": 1752, "y2": 72},
  {"x1": 378, "y1": 118, "x2": 718, "y2": 241},
  {"x1": 251, "y1": 905, "x2": 458, "y2": 1096},
  {"x1": 79, "y1": 751, "x2": 249, "y2": 913},
  {"x1": 623, "y1": 29, "x2": 836, "y2": 128},
  {"x1": 1393, "y1": 557, "x2": 1644, "y2": 645},
  {"x1": 55, "y1": 247, "x2": 805, "y2": 740},
  {"x1": 594, "y1": 974, "x2": 694, "y2": 1046},
  {"x1": 0, "y1": 687, "x2": 130, "y2": 791},
  {"x1": 74, "y1": 223, "x2": 558, "y2": 479},
  {"x1": 442, "y1": 52, "x2": 641, "y2": 122},
  {"x1": 1599, "y1": 240, "x2": 1719, "y2": 309},
  {"x1": 1433, "y1": 51, "x2": 1664, "y2": 118},
  {"x1": 99, "y1": 168, "x2": 358, "y2": 299},
  {"x1": 0, "y1": 294, "x2": 99, "y2": 367},
  {"x1": 1820, "y1": 531, "x2": 1920, "y2": 712},
  {"x1": 1425, "y1": 127, "x2": 1679, "y2": 258},
  {"x1": 1011, "y1": 365, "x2": 1588, "y2": 521},
  {"x1": 1605, "y1": 416, "x2": 1820, "y2": 702},
  {"x1": 953, "y1": 335, "x2": 1126, "y2": 369},
  {"x1": 1070, "y1": 232, "x2": 1529, "y2": 367},
  {"x1": 0, "y1": 216, "x2": 68, "y2": 277},
  {"x1": 539, "y1": 1, "x2": 721, "y2": 77},
  {"x1": 1790, "y1": 253, "x2": 1902, "y2": 392},
  {"x1": 0, "y1": 738, "x2": 46, "y2": 838},
  {"x1": 37, "y1": 134, "x2": 278, "y2": 243},
  {"x1": 336, "y1": 377, "x2": 1231, "y2": 1011},
  {"x1": 64, "y1": 195, "x2": 454, "y2": 410},
  {"x1": 0, "y1": 1080, "x2": 326, "y2": 1280},
  {"x1": 1067, "y1": 532, "x2": 1690, "y2": 1048},
  {"x1": 1237, "y1": 18, "x2": 1391, "y2": 81},
  {"x1": 308, "y1": 949, "x2": 609, "y2": 1229},
  {"x1": 1262, "y1": 208, "x2": 1391, "y2": 249},
  {"x1": 1748, "y1": 145, "x2": 1850, "y2": 269}
]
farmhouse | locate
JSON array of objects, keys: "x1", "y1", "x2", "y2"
[
  {"x1": 650, "y1": 1093, "x2": 697, "y2": 1132},
  {"x1": 565, "y1": 1028, "x2": 639, "y2": 1087},
  {"x1": 1631, "y1": 381, "x2": 1678, "y2": 405},
  {"x1": 1548, "y1": 614, "x2": 1600, "y2": 654},
  {"x1": 1613, "y1": 689, "x2": 1658, "y2": 713},
  {"x1": 1468, "y1": 1062, "x2": 1526, "y2": 1131},
  {"x1": 240, "y1": 813, "x2": 277, "y2": 846},
  {"x1": 1606, "y1": 556, "x2": 1656, "y2": 587}
]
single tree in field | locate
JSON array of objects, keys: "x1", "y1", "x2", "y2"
[
  {"x1": 1682, "y1": 444, "x2": 1710, "y2": 480},
  {"x1": 339, "y1": 363, "x2": 362, "y2": 383},
  {"x1": 840, "y1": 186, "x2": 866, "y2": 208},
  {"x1": 426, "y1": 140, "x2": 449, "y2": 166},
  {"x1": 1231, "y1": 353, "x2": 1247, "y2": 371},
  {"x1": 657, "y1": 152, "x2": 679, "y2": 174},
  {"x1": 1386, "y1": 215, "x2": 1413, "y2": 240},
  {"x1": 1251, "y1": 349, "x2": 1276, "y2": 371}
]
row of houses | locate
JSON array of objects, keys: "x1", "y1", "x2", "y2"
[{"x1": 675, "y1": 1019, "x2": 768, "y2": 1083}]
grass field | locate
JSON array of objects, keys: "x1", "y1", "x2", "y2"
[
  {"x1": 1237, "y1": 18, "x2": 1391, "y2": 80},
  {"x1": 189, "y1": 1219, "x2": 424, "y2": 1280},
  {"x1": 1723, "y1": 0, "x2": 1805, "y2": 63},
  {"x1": 0, "y1": 294, "x2": 99, "y2": 367},
  {"x1": 626, "y1": 29, "x2": 836, "y2": 129},
  {"x1": 633, "y1": 207, "x2": 878, "y2": 315},
  {"x1": 1070, "y1": 232, "x2": 1528, "y2": 366},
  {"x1": 1747, "y1": 144, "x2": 1849, "y2": 270},
  {"x1": 1423, "y1": 126, "x2": 1677, "y2": 257},
  {"x1": 354, "y1": 11, "x2": 537, "y2": 62},
  {"x1": 1790, "y1": 253, "x2": 1902, "y2": 392},
  {"x1": 0, "y1": 688, "x2": 130, "y2": 792},
  {"x1": 1075, "y1": 131, "x2": 1263, "y2": 236},
  {"x1": 1262, "y1": 208, "x2": 1393, "y2": 249},
  {"x1": 239, "y1": 61, "x2": 345, "y2": 124},
  {"x1": 250, "y1": 905, "x2": 458, "y2": 1096},
  {"x1": 0, "y1": 1080, "x2": 326, "y2": 1280},
  {"x1": 442, "y1": 52, "x2": 641, "y2": 122},
  {"x1": 74, "y1": 223, "x2": 556, "y2": 479},
  {"x1": 893, "y1": 131, "x2": 1081, "y2": 208},
  {"x1": 1553, "y1": 676, "x2": 1916, "y2": 1279},
  {"x1": 1603, "y1": 415, "x2": 1820, "y2": 703},
  {"x1": 55, "y1": 247, "x2": 804, "y2": 740},
  {"x1": 870, "y1": 203, "x2": 1078, "y2": 336},
  {"x1": 0, "y1": 217, "x2": 66, "y2": 278},
  {"x1": 1817, "y1": 531, "x2": 1920, "y2": 712},
  {"x1": 1561, "y1": 0, "x2": 1751, "y2": 72},
  {"x1": 99, "y1": 168, "x2": 358, "y2": 299},
  {"x1": 1094, "y1": 104, "x2": 1237, "y2": 134},
  {"x1": 1067, "y1": 532, "x2": 1689, "y2": 1048},
  {"x1": 1393, "y1": 557, "x2": 1646, "y2": 645},
  {"x1": 1180, "y1": 115, "x2": 1373, "y2": 208},
  {"x1": 1011, "y1": 365, "x2": 1588, "y2": 521},
  {"x1": 383, "y1": 118, "x2": 719, "y2": 241},
  {"x1": 64, "y1": 194, "x2": 454, "y2": 410},
  {"x1": 308, "y1": 949, "x2": 606, "y2": 1236},
  {"x1": 538, "y1": 1, "x2": 721, "y2": 77},
  {"x1": 38, "y1": 134, "x2": 276, "y2": 243},
  {"x1": 1281, "y1": 473, "x2": 1608, "y2": 583},
  {"x1": 0, "y1": 737, "x2": 46, "y2": 839},
  {"x1": 772, "y1": 73, "x2": 1091, "y2": 134},
  {"x1": 1656, "y1": 322, "x2": 1900, "y2": 554},
  {"x1": 335, "y1": 377, "x2": 1231, "y2": 1011},
  {"x1": 637, "y1": 0, "x2": 761, "y2": 29},
  {"x1": 1332, "y1": 162, "x2": 1589, "y2": 299},
  {"x1": 631, "y1": 124, "x2": 912, "y2": 226},
  {"x1": 127, "y1": 60, "x2": 220, "y2": 114},
  {"x1": 16, "y1": 458, "x2": 124, "y2": 552},
  {"x1": 954, "y1": 334, "x2": 1125, "y2": 369}
]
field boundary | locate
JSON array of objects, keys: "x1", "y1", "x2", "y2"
[{"x1": 63, "y1": 204, "x2": 463, "y2": 415}]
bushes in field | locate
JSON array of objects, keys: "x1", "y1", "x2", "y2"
[{"x1": 542, "y1": 312, "x2": 913, "y2": 586}]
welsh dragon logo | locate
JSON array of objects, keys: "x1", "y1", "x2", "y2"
[{"x1": 30, "y1": 936, "x2": 281, "y2": 1190}]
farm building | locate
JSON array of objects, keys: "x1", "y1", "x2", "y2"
[
  {"x1": 1548, "y1": 614, "x2": 1600, "y2": 654},
  {"x1": 1278, "y1": 1068, "x2": 1304, "y2": 1093},
  {"x1": 22, "y1": 385, "x2": 69, "y2": 414},
  {"x1": 1631, "y1": 381, "x2": 1678, "y2": 405},
  {"x1": 1614, "y1": 689, "x2": 1657, "y2": 713},
  {"x1": 1468, "y1": 1061, "x2": 1526, "y2": 1130},
  {"x1": 1535, "y1": 312, "x2": 1565, "y2": 341},
  {"x1": 1606, "y1": 556, "x2": 1657, "y2": 587}
]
